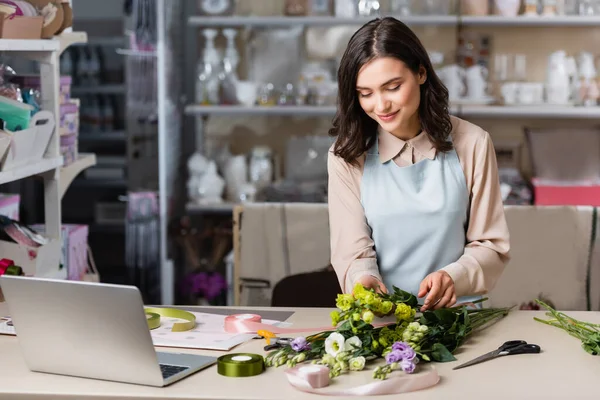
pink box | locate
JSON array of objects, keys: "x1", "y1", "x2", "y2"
[
  {"x1": 532, "y1": 178, "x2": 600, "y2": 206},
  {"x1": 0, "y1": 193, "x2": 19, "y2": 221},
  {"x1": 31, "y1": 224, "x2": 89, "y2": 281}
]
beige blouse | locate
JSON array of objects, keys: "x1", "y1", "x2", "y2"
[{"x1": 327, "y1": 115, "x2": 511, "y2": 297}]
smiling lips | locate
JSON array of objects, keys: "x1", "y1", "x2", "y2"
[{"x1": 377, "y1": 110, "x2": 399, "y2": 122}]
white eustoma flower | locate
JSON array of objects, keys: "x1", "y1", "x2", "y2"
[
  {"x1": 325, "y1": 332, "x2": 346, "y2": 357},
  {"x1": 344, "y1": 336, "x2": 363, "y2": 352}
]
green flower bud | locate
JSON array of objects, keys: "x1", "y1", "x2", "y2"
[
  {"x1": 408, "y1": 322, "x2": 420, "y2": 331},
  {"x1": 418, "y1": 325, "x2": 429, "y2": 333},
  {"x1": 352, "y1": 313, "x2": 361, "y2": 321},
  {"x1": 362, "y1": 310, "x2": 375, "y2": 324},
  {"x1": 336, "y1": 351, "x2": 351, "y2": 362},
  {"x1": 389, "y1": 362, "x2": 398, "y2": 371},
  {"x1": 322, "y1": 354, "x2": 336, "y2": 366},
  {"x1": 338, "y1": 361, "x2": 349, "y2": 371},
  {"x1": 292, "y1": 353, "x2": 306, "y2": 363}
]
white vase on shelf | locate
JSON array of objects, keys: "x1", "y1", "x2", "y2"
[{"x1": 494, "y1": 0, "x2": 521, "y2": 16}]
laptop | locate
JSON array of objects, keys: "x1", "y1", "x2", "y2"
[{"x1": 0, "y1": 275, "x2": 217, "y2": 387}]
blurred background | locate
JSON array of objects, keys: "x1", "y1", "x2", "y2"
[{"x1": 1, "y1": 0, "x2": 600, "y2": 312}]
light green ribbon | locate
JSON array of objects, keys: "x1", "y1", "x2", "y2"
[
  {"x1": 144, "y1": 307, "x2": 196, "y2": 332},
  {"x1": 217, "y1": 354, "x2": 265, "y2": 377}
]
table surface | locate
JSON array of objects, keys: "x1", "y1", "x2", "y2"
[{"x1": 1, "y1": 302, "x2": 599, "y2": 400}]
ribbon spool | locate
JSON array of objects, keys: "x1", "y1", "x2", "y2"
[
  {"x1": 144, "y1": 307, "x2": 196, "y2": 332},
  {"x1": 217, "y1": 353, "x2": 265, "y2": 377},
  {"x1": 285, "y1": 363, "x2": 440, "y2": 396}
]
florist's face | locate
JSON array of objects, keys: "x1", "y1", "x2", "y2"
[{"x1": 355, "y1": 56, "x2": 426, "y2": 136}]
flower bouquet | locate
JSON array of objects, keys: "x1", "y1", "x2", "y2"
[{"x1": 265, "y1": 283, "x2": 511, "y2": 380}]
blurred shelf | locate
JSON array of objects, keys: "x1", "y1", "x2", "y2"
[
  {"x1": 75, "y1": 36, "x2": 126, "y2": 47},
  {"x1": 460, "y1": 105, "x2": 600, "y2": 118},
  {"x1": 0, "y1": 39, "x2": 59, "y2": 52},
  {"x1": 71, "y1": 178, "x2": 128, "y2": 189},
  {"x1": 186, "y1": 104, "x2": 600, "y2": 119},
  {"x1": 185, "y1": 105, "x2": 337, "y2": 117},
  {"x1": 460, "y1": 15, "x2": 600, "y2": 26},
  {"x1": 79, "y1": 131, "x2": 126, "y2": 142},
  {"x1": 186, "y1": 202, "x2": 236, "y2": 214},
  {"x1": 189, "y1": 14, "x2": 600, "y2": 28},
  {"x1": 55, "y1": 32, "x2": 88, "y2": 55},
  {"x1": 59, "y1": 153, "x2": 97, "y2": 199},
  {"x1": 189, "y1": 15, "x2": 458, "y2": 27},
  {"x1": 71, "y1": 84, "x2": 126, "y2": 95},
  {"x1": 0, "y1": 157, "x2": 63, "y2": 185}
]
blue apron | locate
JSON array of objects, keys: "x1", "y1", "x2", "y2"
[{"x1": 361, "y1": 134, "x2": 481, "y2": 305}]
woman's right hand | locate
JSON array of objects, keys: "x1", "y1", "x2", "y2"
[{"x1": 354, "y1": 275, "x2": 388, "y2": 295}]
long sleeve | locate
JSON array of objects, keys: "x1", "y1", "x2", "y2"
[
  {"x1": 442, "y1": 129, "x2": 511, "y2": 298},
  {"x1": 327, "y1": 149, "x2": 382, "y2": 293}
]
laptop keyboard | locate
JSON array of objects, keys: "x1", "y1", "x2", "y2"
[{"x1": 160, "y1": 364, "x2": 189, "y2": 379}]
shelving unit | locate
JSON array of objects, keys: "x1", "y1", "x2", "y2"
[
  {"x1": 189, "y1": 14, "x2": 458, "y2": 27},
  {"x1": 0, "y1": 32, "x2": 96, "y2": 279},
  {"x1": 185, "y1": 104, "x2": 600, "y2": 119},
  {"x1": 162, "y1": 5, "x2": 600, "y2": 306},
  {"x1": 0, "y1": 157, "x2": 64, "y2": 185},
  {"x1": 59, "y1": 153, "x2": 97, "y2": 199},
  {"x1": 189, "y1": 14, "x2": 600, "y2": 28}
]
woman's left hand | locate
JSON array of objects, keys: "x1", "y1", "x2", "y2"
[{"x1": 417, "y1": 271, "x2": 456, "y2": 311}]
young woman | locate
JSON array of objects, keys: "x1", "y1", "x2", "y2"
[{"x1": 328, "y1": 17, "x2": 510, "y2": 311}]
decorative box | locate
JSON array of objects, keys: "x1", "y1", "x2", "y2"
[
  {"x1": 20, "y1": 75, "x2": 72, "y2": 104},
  {"x1": 31, "y1": 224, "x2": 89, "y2": 281},
  {"x1": 60, "y1": 132, "x2": 78, "y2": 166},
  {"x1": 60, "y1": 100, "x2": 79, "y2": 136},
  {"x1": 0, "y1": 194, "x2": 20, "y2": 221},
  {"x1": 532, "y1": 179, "x2": 600, "y2": 207}
]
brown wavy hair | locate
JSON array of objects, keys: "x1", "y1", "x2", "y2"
[{"x1": 329, "y1": 17, "x2": 453, "y2": 166}]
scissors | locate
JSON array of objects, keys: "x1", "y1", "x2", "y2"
[
  {"x1": 453, "y1": 340, "x2": 540, "y2": 370},
  {"x1": 263, "y1": 337, "x2": 293, "y2": 351}
]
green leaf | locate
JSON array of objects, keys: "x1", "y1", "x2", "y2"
[
  {"x1": 431, "y1": 343, "x2": 457, "y2": 362},
  {"x1": 338, "y1": 321, "x2": 351, "y2": 332},
  {"x1": 433, "y1": 309, "x2": 459, "y2": 325}
]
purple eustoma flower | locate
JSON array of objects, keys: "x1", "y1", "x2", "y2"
[
  {"x1": 291, "y1": 337, "x2": 311, "y2": 352},
  {"x1": 392, "y1": 341, "x2": 410, "y2": 352},
  {"x1": 385, "y1": 350, "x2": 403, "y2": 364},
  {"x1": 401, "y1": 359, "x2": 416, "y2": 374}
]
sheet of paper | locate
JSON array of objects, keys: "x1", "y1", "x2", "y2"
[
  {"x1": 0, "y1": 318, "x2": 15, "y2": 336},
  {"x1": 148, "y1": 310, "x2": 286, "y2": 351}
]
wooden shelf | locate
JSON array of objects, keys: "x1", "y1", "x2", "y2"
[
  {"x1": 186, "y1": 104, "x2": 600, "y2": 119},
  {"x1": 186, "y1": 202, "x2": 236, "y2": 214},
  {"x1": 0, "y1": 157, "x2": 63, "y2": 185},
  {"x1": 460, "y1": 15, "x2": 600, "y2": 27},
  {"x1": 189, "y1": 15, "x2": 458, "y2": 27},
  {"x1": 59, "y1": 153, "x2": 97, "y2": 199},
  {"x1": 460, "y1": 105, "x2": 600, "y2": 119}
]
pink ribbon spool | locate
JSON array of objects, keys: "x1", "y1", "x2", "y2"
[
  {"x1": 284, "y1": 364, "x2": 440, "y2": 396},
  {"x1": 224, "y1": 313, "x2": 391, "y2": 335}
]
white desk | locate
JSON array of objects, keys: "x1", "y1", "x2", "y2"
[{"x1": 1, "y1": 302, "x2": 599, "y2": 399}]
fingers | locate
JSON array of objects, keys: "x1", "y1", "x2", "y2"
[
  {"x1": 356, "y1": 276, "x2": 387, "y2": 294},
  {"x1": 421, "y1": 272, "x2": 456, "y2": 311},
  {"x1": 432, "y1": 286, "x2": 455, "y2": 310},
  {"x1": 421, "y1": 274, "x2": 442, "y2": 311},
  {"x1": 417, "y1": 277, "x2": 430, "y2": 298},
  {"x1": 376, "y1": 280, "x2": 388, "y2": 294}
]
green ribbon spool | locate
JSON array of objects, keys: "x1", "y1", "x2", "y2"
[
  {"x1": 217, "y1": 354, "x2": 265, "y2": 377},
  {"x1": 144, "y1": 307, "x2": 196, "y2": 332},
  {"x1": 146, "y1": 312, "x2": 161, "y2": 330}
]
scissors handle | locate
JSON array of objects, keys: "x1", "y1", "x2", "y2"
[
  {"x1": 504, "y1": 344, "x2": 541, "y2": 355},
  {"x1": 500, "y1": 340, "x2": 527, "y2": 351}
]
